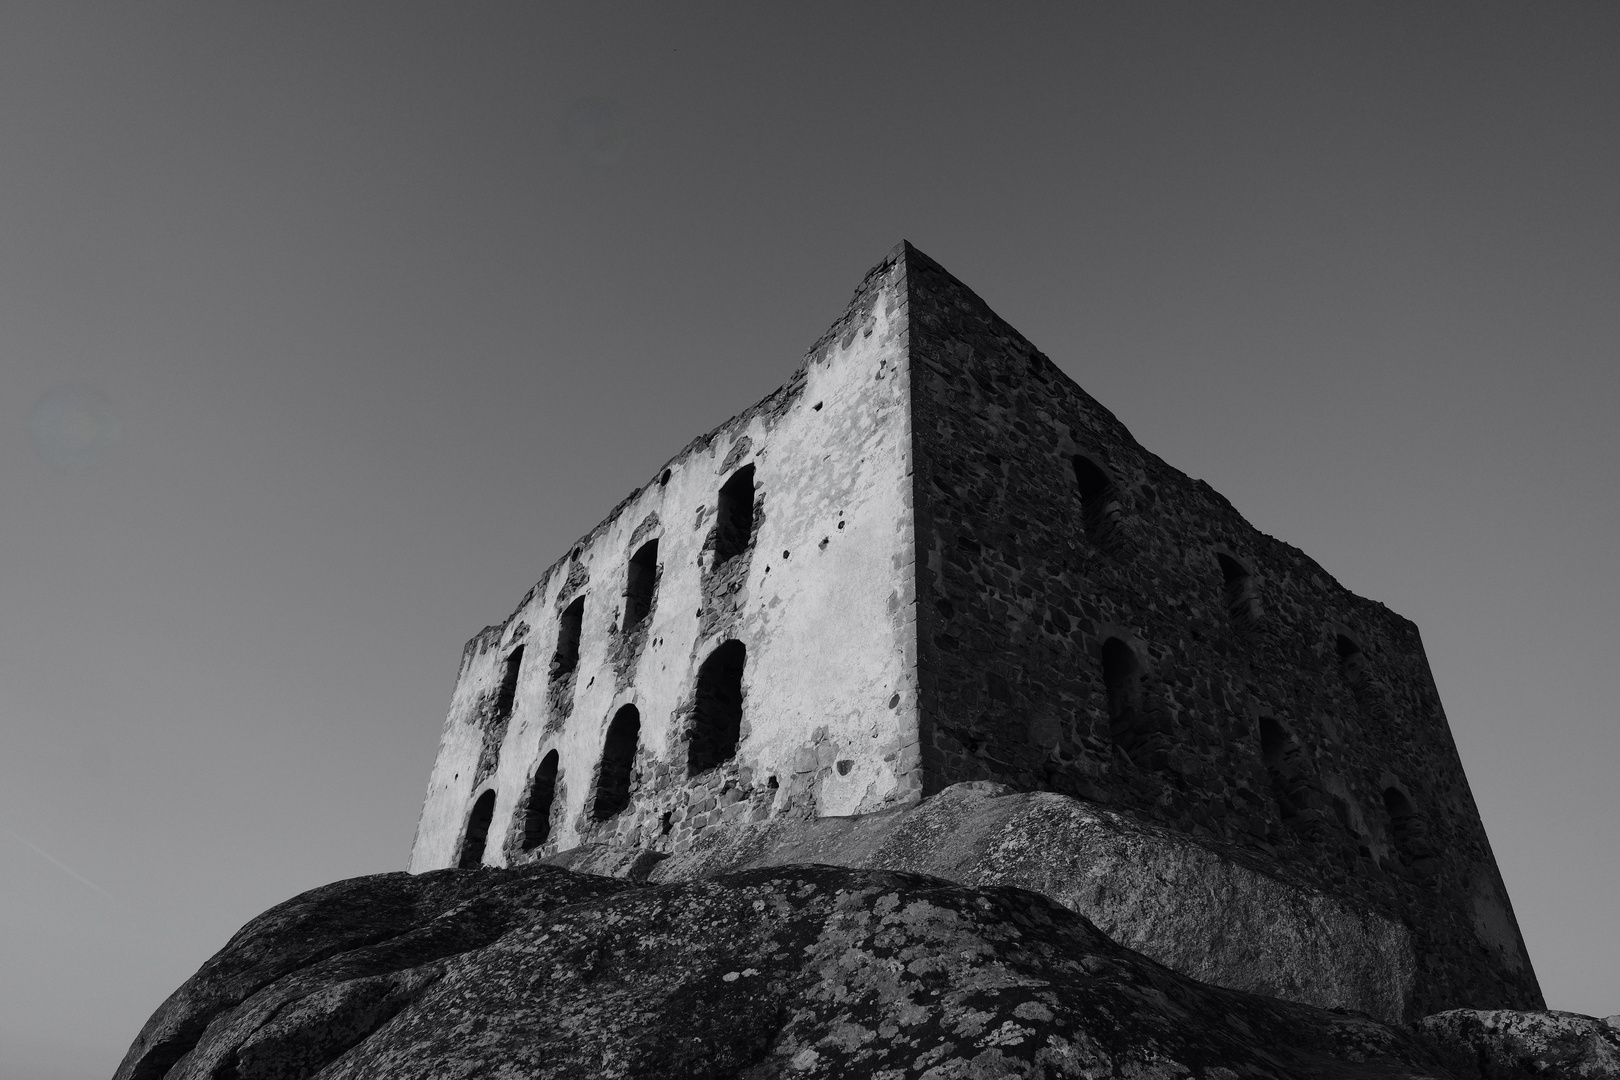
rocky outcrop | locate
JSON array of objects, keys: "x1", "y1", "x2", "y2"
[
  {"x1": 1413, "y1": 1010, "x2": 1620, "y2": 1079},
  {"x1": 551, "y1": 781, "x2": 1419, "y2": 1022},
  {"x1": 113, "y1": 866, "x2": 629, "y2": 1080},
  {"x1": 115, "y1": 861, "x2": 1613, "y2": 1080}
]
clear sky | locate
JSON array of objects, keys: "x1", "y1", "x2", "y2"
[{"x1": 1, "y1": 4, "x2": 1615, "y2": 1075}]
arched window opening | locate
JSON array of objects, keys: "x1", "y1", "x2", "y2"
[
  {"x1": 1336, "y1": 634, "x2": 1367, "y2": 686},
  {"x1": 495, "y1": 645, "x2": 525, "y2": 721},
  {"x1": 688, "y1": 640, "x2": 746, "y2": 775},
  {"x1": 592, "y1": 706, "x2": 640, "y2": 821},
  {"x1": 1100, "y1": 637, "x2": 1146, "y2": 753},
  {"x1": 1382, "y1": 786, "x2": 1437, "y2": 876},
  {"x1": 458, "y1": 789, "x2": 496, "y2": 869},
  {"x1": 1217, "y1": 554, "x2": 1261, "y2": 630},
  {"x1": 623, "y1": 540, "x2": 659, "y2": 630},
  {"x1": 1259, "y1": 716, "x2": 1301, "y2": 819},
  {"x1": 715, "y1": 465, "x2": 756, "y2": 564},
  {"x1": 552, "y1": 597, "x2": 584, "y2": 678},
  {"x1": 523, "y1": 750, "x2": 560, "y2": 849},
  {"x1": 1382, "y1": 787, "x2": 1415, "y2": 845},
  {"x1": 1072, "y1": 456, "x2": 1123, "y2": 550}
]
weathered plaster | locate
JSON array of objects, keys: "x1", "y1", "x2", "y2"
[{"x1": 410, "y1": 254, "x2": 921, "y2": 874}]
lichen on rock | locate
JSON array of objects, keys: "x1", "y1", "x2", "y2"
[{"x1": 117, "y1": 860, "x2": 1616, "y2": 1080}]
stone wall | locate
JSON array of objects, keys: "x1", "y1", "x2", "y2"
[
  {"x1": 409, "y1": 255, "x2": 924, "y2": 873},
  {"x1": 409, "y1": 240, "x2": 1541, "y2": 1018},
  {"x1": 899, "y1": 242, "x2": 1540, "y2": 1015}
]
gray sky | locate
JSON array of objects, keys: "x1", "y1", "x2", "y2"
[{"x1": 1, "y1": 4, "x2": 1615, "y2": 1075}]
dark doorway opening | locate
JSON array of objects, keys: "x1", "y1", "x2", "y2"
[
  {"x1": 1100, "y1": 637, "x2": 1146, "y2": 756},
  {"x1": 458, "y1": 789, "x2": 496, "y2": 869},
  {"x1": 1259, "y1": 716, "x2": 1301, "y2": 819},
  {"x1": 688, "y1": 640, "x2": 746, "y2": 775},
  {"x1": 523, "y1": 750, "x2": 560, "y2": 849},
  {"x1": 1383, "y1": 787, "x2": 1416, "y2": 848},
  {"x1": 715, "y1": 466, "x2": 756, "y2": 564},
  {"x1": 1336, "y1": 634, "x2": 1367, "y2": 686},
  {"x1": 624, "y1": 540, "x2": 659, "y2": 629},
  {"x1": 553, "y1": 598, "x2": 585, "y2": 678},
  {"x1": 1072, "y1": 456, "x2": 1122, "y2": 550},
  {"x1": 1217, "y1": 554, "x2": 1260, "y2": 631},
  {"x1": 593, "y1": 706, "x2": 641, "y2": 821},
  {"x1": 495, "y1": 646, "x2": 524, "y2": 720},
  {"x1": 1381, "y1": 786, "x2": 1437, "y2": 879}
]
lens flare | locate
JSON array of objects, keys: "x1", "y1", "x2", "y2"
[
  {"x1": 558, "y1": 96, "x2": 628, "y2": 166},
  {"x1": 29, "y1": 384, "x2": 122, "y2": 472}
]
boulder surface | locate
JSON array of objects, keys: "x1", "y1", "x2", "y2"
[
  {"x1": 114, "y1": 862, "x2": 1613, "y2": 1080},
  {"x1": 557, "y1": 781, "x2": 1419, "y2": 1022},
  {"x1": 1413, "y1": 1010, "x2": 1620, "y2": 1079}
]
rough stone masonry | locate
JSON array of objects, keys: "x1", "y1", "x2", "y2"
[{"x1": 409, "y1": 241, "x2": 1542, "y2": 1021}]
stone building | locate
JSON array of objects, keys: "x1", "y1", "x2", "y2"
[{"x1": 410, "y1": 242, "x2": 1541, "y2": 1017}]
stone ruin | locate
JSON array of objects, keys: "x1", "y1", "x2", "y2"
[{"x1": 409, "y1": 241, "x2": 1542, "y2": 1020}]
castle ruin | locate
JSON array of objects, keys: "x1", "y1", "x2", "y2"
[{"x1": 410, "y1": 242, "x2": 1540, "y2": 1018}]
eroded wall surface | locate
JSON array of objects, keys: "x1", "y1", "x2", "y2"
[
  {"x1": 410, "y1": 240, "x2": 1540, "y2": 1020},
  {"x1": 410, "y1": 256, "x2": 922, "y2": 873},
  {"x1": 899, "y1": 242, "x2": 1541, "y2": 1015}
]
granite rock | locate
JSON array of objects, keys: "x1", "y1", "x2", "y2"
[
  {"x1": 1412, "y1": 1009, "x2": 1620, "y2": 1079},
  {"x1": 625, "y1": 781, "x2": 1419, "y2": 1022},
  {"x1": 116, "y1": 861, "x2": 1440, "y2": 1079},
  {"x1": 116, "y1": 861, "x2": 1618, "y2": 1079},
  {"x1": 112, "y1": 866, "x2": 630, "y2": 1080}
]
